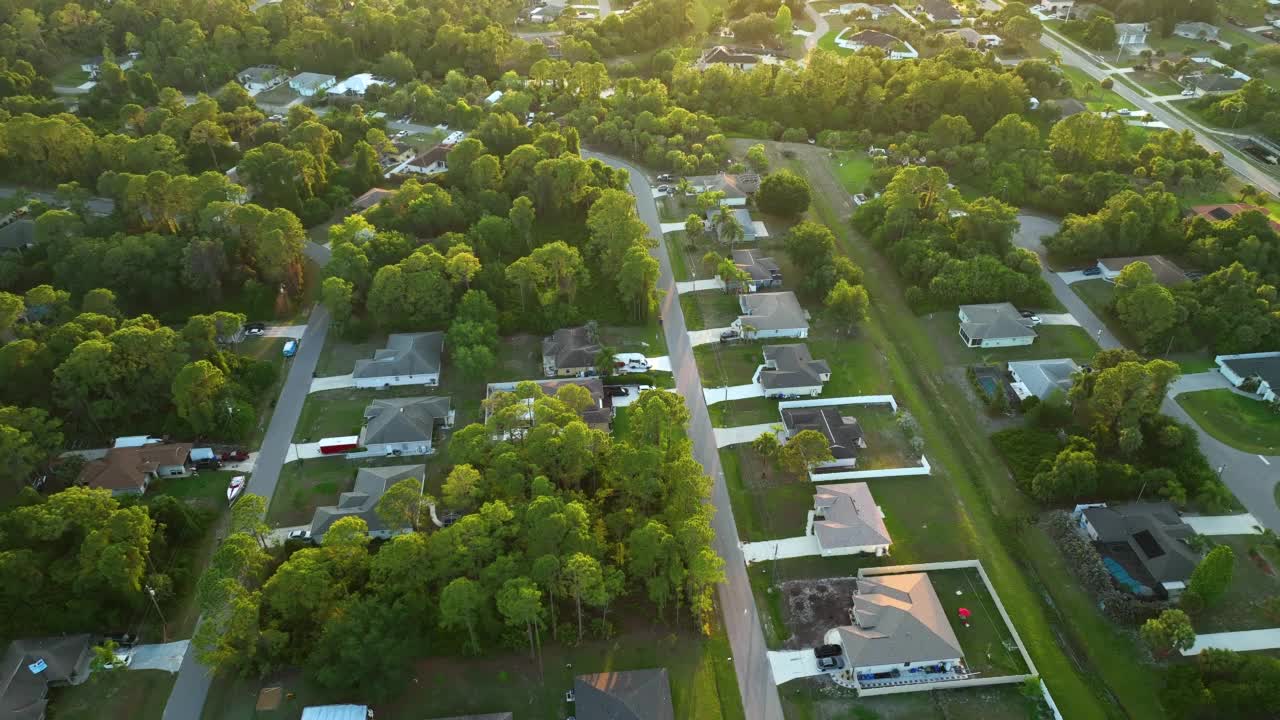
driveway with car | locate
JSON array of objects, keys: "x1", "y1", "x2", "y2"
[{"x1": 688, "y1": 327, "x2": 737, "y2": 346}]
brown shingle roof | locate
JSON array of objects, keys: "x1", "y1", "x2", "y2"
[{"x1": 79, "y1": 443, "x2": 192, "y2": 492}]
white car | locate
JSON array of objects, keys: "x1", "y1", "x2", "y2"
[
  {"x1": 1181, "y1": 88, "x2": 1195, "y2": 97},
  {"x1": 852, "y1": 193, "x2": 868, "y2": 206},
  {"x1": 1117, "y1": 108, "x2": 1131, "y2": 116},
  {"x1": 287, "y1": 529, "x2": 311, "y2": 542}
]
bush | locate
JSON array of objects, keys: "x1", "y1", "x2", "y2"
[
  {"x1": 780, "y1": 127, "x2": 809, "y2": 143},
  {"x1": 992, "y1": 427, "x2": 1061, "y2": 487}
]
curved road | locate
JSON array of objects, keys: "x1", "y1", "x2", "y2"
[
  {"x1": 803, "y1": 3, "x2": 829, "y2": 52},
  {"x1": 583, "y1": 150, "x2": 785, "y2": 720}
]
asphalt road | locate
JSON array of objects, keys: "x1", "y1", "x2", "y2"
[
  {"x1": 1040, "y1": 31, "x2": 1280, "y2": 196},
  {"x1": 583, "y1": 150, "x2": 785, "y2": 720},
  {"x1": 162, "y1": 300, "x2": 330, "y2": 720},
  {"x1": 803, "y1": 2, "x2": 828, "y2": 52},
  {"x1": 0, "y1": 185, "x2": 115, "y2": 216}
]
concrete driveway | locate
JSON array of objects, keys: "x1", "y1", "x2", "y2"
[
  {"x1": 1056, "y1": 270, "x2": 1097, "y2": 285},
  {"x1": 310, "y1": 374, "x2": 355, "y2": 392},
  {"x1": 1183, "y1": 629, "x2": 1280, "y2": 655},
  {"x1": 1168, "y1": 371, "x2": 1232, "y2": 396},
  {"x1": 715, "y1": 423, "x2": 780, "y2": 448},
  {"x1": 704, "y1": 383, "x2": 765, "y2": 405},
  {"x1": 676, "y1": 279, "x2": 723, "y2": 294},
  {"x1": 262, "y1": 324, "x2": 307, "y2": 338},
  {"x1": 767, "y1": 650, "x2": 824, "y2": 685},
  {"x1": 647, "y1": 356, "x2": 672, "y2": 372},
  {"x1": 742, "y1": 535, "x2": 821, "y2": 563},
  {"x1": 660, "y1": 222, "x2": 687, "y2": 233},
  {"x1": 128, "y1": 641, "x2": 190, "y2": 673},
  {"x1": 1038, "y1": 313, "x2": 1079, "y2": 326},
  {"x1": 689, "y1": 327, "x2": 734, "y2": 346}
]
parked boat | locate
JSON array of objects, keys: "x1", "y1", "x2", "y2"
[{"x1": 227, "y1": 475, "x2": 246, "y2": 502}]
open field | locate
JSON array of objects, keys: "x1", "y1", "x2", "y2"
[
  {"x1": 1058, "y1": 65, "x2": 1135, "y2": 111},
  {"x1": 1176, "y1": 389, "x2": 1280, "y2": 455}
]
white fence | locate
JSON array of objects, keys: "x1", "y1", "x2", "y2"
[
  {"x1": 810, "y1": 456, "x2": 931, "y2": 482},
  {"x1": 856, "y1": 561, "x2": 1062, "y2": 719},
  {"x1": 777, "y1": 395, "x2": 898, "y2": 412}
]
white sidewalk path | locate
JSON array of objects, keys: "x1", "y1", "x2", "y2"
[
  {"x1": 1184, "y1": 514, "x2": 1262, "y2": 536},
  {"x1": 676, "y1": 279, "x2": 724, "y2": 294},
  {"x1": 1182, "y1": 629, "x2": 1280, "y2": 655},
  {"x1": 742, "y1": 535, "x2": 821, "y2": 564},
  {"x1": 285, "y1": 442, "x2": 329, "y2": 461},
  {"x1": 767, "y1": 650, "x2": 824, "y2": 685},
  {"x1": 647, "y1": 355, "x2": 672, "y2": 372},
  {"x1": 689, "y1": 327, "x2": 734, "y2": 346},
  {"x1": 129, "y1": 641, "x2": 190, "y2": 673},
  {"x1": 1038, "y1": 313, "x2": 1079, "y2": 326},
  {"x1": 309, "y1": 374, "x2": 355, "y2": 393},
  {"x1": 659, "y1": 221, "x2": 687, "y2": 233},
  {"x1": 715, "y1": 423, "x2": 780, "y2": 448},
  {"x1": 705, "y1": 383, "x2": 765, "y2": 405}
]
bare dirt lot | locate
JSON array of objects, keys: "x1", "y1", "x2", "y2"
[{"x1": 779, "y1": 577, "x2": 860, "y2": 648}]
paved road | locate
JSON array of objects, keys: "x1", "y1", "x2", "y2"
[
  {"x1": 1040, "y1": 30, "x2": 1280, "y2": 196},
  {"x1": 1011, "y1": 213, "x2": 1121, "y2": 351},
  {"x1": 584, "y1": 150, "x2": 785, "y2": 720},
  {"x1": 0, "y1": 185, "x2": 115, "y2": 216},
  {"x1": 162, "y1": 300, "x2": 330, "y2": 720},
  {"x1": 803, "y1": 2, "x2": 828, "y2": 52}
]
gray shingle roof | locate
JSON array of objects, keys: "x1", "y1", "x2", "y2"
[
  {"x1": 352, "y1": 332, "x2": 444, "y2": 379},
  {"x1": 1083, "y1": 502, "x2": 1199, "y2": 586},
  {"x1": 543, "y1": 326, "x2": 601, "y2": 371},
  {"x1": 958, "y1": 303, "x2": 1037, "y2": 341},
  {"x1": 310, "y1": 464, "x2": 424, "y2": 537},
  {"x1": 837, "y1": 574, "x2": 964, "y2": 669},
  {"x1": 1007, "y1": 358, "x2": 1079, "y2": 400},
  {"x1": 1220, "y1": 353, "x2": 1280, "y2": 389},
  {"x1": 1098, "y1": 255, "x2": 1187, "y2": 287},
  {"x1": 760, "y1": 344, "x2": 830, "y2": 390},
  {"x1": 685, "y1": 173, "x2": 760, "y2": 198},
  {"x1": 574, "y1": 669, "x2": 674, "y2": 720},
  {"x1": 0, "y1": 635, "x2": 92, "y2": 720},
  {"x1": 919, "y1": 0, "x2": 961, "y2": 20},
  {"x1": 813, "y1": 483, "x2": 891, "y2": 550},
  {"x1": 732, "y1": 249, "x2": 780, "y2": 282},
  {"x1": 738, "y1": 292, "x2": 808, "y2": 332},
  {"x1": 782, "y1": 407, "x2": 865, "y2": 459},
  {"x1": 360, "y1": 396, "x2": 451, "y2": 446}
]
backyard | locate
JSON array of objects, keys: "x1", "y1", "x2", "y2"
[
  {"x1": 1194, "y1": 535, "x2": 1280, "y2": 633},
  {"x1": 48, "y1": 669, "x2": 176, "y2": 720},
  {"x1": 1176, "y1": 389, "x2": 1280, "y2": 455}
]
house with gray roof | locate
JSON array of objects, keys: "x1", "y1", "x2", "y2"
[
  {"x1": 685, "y1": 173, "x2": 760, "y2": 207},
  {"x1": 781, "y1": 406, "x2": 865, "y2": 469},
  {"x1": 309, "y1": 464, "x2": 424, "y2": 540},
  {"x1": 573, "y1": 668, "x2": 674, "y2": 720},
  {"x1": 358, "y1": 396, "x2": 453, "y2": 457},
  {"x1": 0, "y1": 219, "x2": 34, "y2": 253},
  {"x1": 812, "y1": 483, "x2": 891, "y2": 556},
  {"x1": 759, "y1": 344, "x2": 830, "y2": 397},
  {"x1": 484, "y1": 377, "x2": 612, "y2": 432},
  {"x1": 704, "y1": 207, "x2": 757, "y2": 244},
  {"x1": 1174, "y1": 21, "x2": 1218, "y2": 41},
  {"x1": 288, "y1": 72, "x2": 337, "y2": 97},
  {"x1": 1096, "y1": 255, "x2": 1187, "y2": 287},
  {"x1": 1008, "y1": 358, "x2": 1079, "y2": 401},
  {"x1": 734, "y1": 291, "x2": 809, "y2": 339},
  {"x1": 730, "y1": 248, "x2": 781, "y2": 292},
  {"x1": 957, "y1": 303, "x2": 1036, "y2": 348},
  {"x1": 1216, "y1": 351, "x2": 1280, "y2": 403},
  {"x1": 353, "y1": 332, "x2": 444, "y2": 388},
  {"x1": 0, "y1": 634, "x2": 92, "y2": 720},
  {"x1": 543, "y1": 325, "x2": 602, "y2": 377},
  {"x1": 918, "y1": 0, "x2": 962, "y2": 24},
  {"x1": 236, "y1": 65, "x2": 286, "y2": 95},
  {"x1": 1183, "y1": 72, "x2": 1245, "y2": 97},
  {"x1": 830, "y1": 573, "x2": 964, "y2": 677},
  {"x1": 1080, "y1": 502, "x2": 1200, "y2": 597}
]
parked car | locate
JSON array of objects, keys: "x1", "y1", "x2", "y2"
[
  {"x1": 657, "y1": 184, "x2": 670, "y2": 193},
  {"x1": 287, "y1": 529, "x2": 311, "y2": 541},
  {"x1": 1180, "y1": 88, "x2": 1196, "y2": 96},
  {"x1": 1082, "y1": 266, "x2": 1103, "y2": 276},
  {"x1": 103, "y1": 648, "x2": 133, "y2": 670},
  {"x1": 605, "y1": 386, "x2": 630, "y2": 398},
  {"x1": 852, "y1": 193, "x2": 868, "y2": 206},
  {"x1": 817, "y1": 655, "x2": 845, "y2": 671},
  {"x1": 283, "y1": 339, "x2": 298, "y2": 357},
  {"x1": 220, "y1": 449, "x2": 249, "y2": 462},
  {"x1": 657, "y1": 173, "x2": 674, "y2": 182},
  {"x1": 1019, "y1": 310, "x2": 1042, "y2": 325},
  {"x1": 719, "y1": 330, "x2": 741, "y2": 342},
  {"x1": 814, "y1": 644, "x2": 843, "y2": 658},
  {"x1": 1116, "y1": 108, "x2": 1131, "y2": 116},
  {"x1": 193, "y1": 457, "x2": 222, "y2": 470},
  {"x1": 244, "y1": 322, "x2": 266, "y2": 336}
]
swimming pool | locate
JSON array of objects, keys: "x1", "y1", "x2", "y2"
[
  {"x1": 1102, "y1": 556, "x2": 1148, "y2": 595},
  {"x1": 977, "y1": 376, "x2": 999, "y2": 399}
]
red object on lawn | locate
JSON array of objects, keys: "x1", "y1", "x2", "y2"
[{"x1": 957, "y1": 608, "x2": 972, "y2": 620}]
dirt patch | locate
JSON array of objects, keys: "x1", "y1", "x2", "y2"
[{"x1": 779, "y1": 577, "x2": 860, "y2": 647}]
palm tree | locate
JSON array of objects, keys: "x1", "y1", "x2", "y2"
[{"x1": 716, "y1": 207, "x2": 745, "y2": 247}]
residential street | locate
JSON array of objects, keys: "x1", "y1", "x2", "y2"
[
  {"x1": 0, "y1": 184, "x2": 115, "y2": 216},
  {"x1": 584, "y1": 150, "x2": 785, "y2": 720},
  {"x1": 802, "y1": 2, "x2": 828, "y2": 53}
]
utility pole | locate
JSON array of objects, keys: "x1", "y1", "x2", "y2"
[{"x1": 146, "y1": 586, "x2": 167, "y2": 642}]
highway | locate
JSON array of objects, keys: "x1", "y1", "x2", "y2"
[{"x1": 584, "y1": 150, "x2": 785, "y2": 720}]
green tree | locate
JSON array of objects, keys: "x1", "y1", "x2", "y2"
[
  {"x1": 784, "y1": 221, "x2": 836, "y2": 274},
  {"x1": 442, "y1": 464, "x2": 482, "y2": 510},
  {"x1": 1188, "y1": 545, "x2": 1235, "y2": 606},
  {"x1": 756, "y1": 170, "x2": 811, "y2": 218},
  {"x1": 228, "y1": 494, "x2": 270, "y2": 550},
  {"x1": 563, "y1": 552, "x2": 606, "y2": 641},
  {"x1": 375, "y1": 476, "x2": 427, "y2": 532},
  {"x1": 1141, "y1": 608, "x2": 1195, "y2": 658},
  {"x1": 321, "y1": 277, "x2": 354, "y2": 332},
  {"x1": 497, "y1": 576, "x2": 544, "y2": 662},
  {"x1": 746, "y1": 143, "x2": 770, "y2": 173},
  {"x1": 778, "y1": 429, "x2": 834, "y2": 477},
  {"x1": 439, "y1": 577, "x2": 486, "y2": 654},
  {"x1": 751, "y1": 431, "x2": 780, "y2": 458},
  {"x1": 0, "y1": 292, "x2": 23, "y2": 336},
  {"x1": 774, "y1": 5, "x2": 793, "y2": 38},
  {"x1": 825, "y1": 280, "x2": 870, "y2": 334},
  {"x1": 172, "y1": 360, "x2": 229, "y2": 437}
]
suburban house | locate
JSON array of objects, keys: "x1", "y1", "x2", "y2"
[
  {"x1": 941, "y1": 28, "x2": 1002, "y2": 47},
  {"x1": 79, "y1": 443, "x2": 193, "y2": 496},
  {"x1": 543, "y1": 325, "x2": 602, "y2": 377},
  {"x1": 1007, "y1": 358, "x2": 1079, "y2": 401},
  {"x1": 538, "y1": 37, "x2": 563, "y2": 59},
  {"x1": 1039, "y1": 0, "x2": 1074, "y2": 17},
  {"x1": 729, "y1": 249, "x2": 782, "y2": 292},
  {"x1": 327, "y1": 73, "x2": 391, "y2": 97},
  {"x1": 839, "y1": 3, "x2": 893, "y2": 18},
  {"x1": 81, "y1": 54, "x2": 135, "y2": 78},
  {"x1": 1181, "y1": 73, "x2": 1245, "y2": 97},
  {"x1": 484, "y1": 90, "x2": 504, "y2": 105},
  {"x1": 759, "y1": 344, "x2": 831, "y2": 398},
  {"x1": 1079, "y1": 502, "x2": 1200, "y2": 597},
  {"x1": 829, "y1": 574, "x2": 965, "y2": 680},
  {"x1": 1174, "y1": 21, "x2": 1219, "y2": 41},
  {"x1": 573, "y1": 669, "x2": 674, "y2": 720},
  {"x1": 705, "y1": 207, "x2": 757, "y2": 243},
  {"x1": 1095, "y1": 255, "x2": 1187, "y2": 286},
  {"x1": 685, "y1": 173, "x2": 760, "y2": 207},
  {"x1": 1114, "y1": 22, "x2": 1150, "y2": 50},
  {"x1": 781, "y1": 406, "x2": 865, "y2": 469},
  {"x1": 358, "y1": 396, "x2": 454, "y2": 457},
  {"x1": 485, "y1": 377, "x2": 613, "y2": 432},
  {"x1": 835, "y1": 29, "x2": 920, "y2": 59},
  {"x1": 530, "y1": 4, "x2": 563, "y2": 22},
  {"x1": 309, "y1": 465, "x2": 425, "y2": 540},
  {"x1": 236, "y1": 65, "x2": 286, "y2": 95},
  {"x1": 697, "y1": 46, "x2": 778, "y2": 71},
  {"x1": 735, "y1": 291, "x2": 809, "y2": 339},
  {"x1": 0, "y1": 634, "x2": 93, "y2": 719},
  {"x1": 393, "y1": 145, "x2": 450, "y2": 178},
  {"x1": 1189, "y1": 203, "x2": 1280, "y2": 232},
  {"x1": 811, "y1": 483, "x2": 892, "y2": 556},
  {"x1": 957, "y1": 303, "x2": 1037, "y2": 348},
  {"x1": 350, "y1": 187, "x2": 395, "y2": 212},
  {"x1": 352, "y1": 332, "x2": 444, "y2": 388},
  {"x1": 288, "y1": 72, "x2": 338, "y2": 96},
  {"x1": 918, "y1": 0, "x2": 962, "y2": 25},
  {"x1": 1216, "y1": 351, "x2": 1280, "y2": 402}
]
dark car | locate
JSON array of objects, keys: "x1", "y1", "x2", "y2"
[
  {"x1": 220, "y1": 449, "x2": 249, "y2": 461},
  {"x1": 1082, "y1": 266, "x2": 1103, "y2": 276},
  {"x1": 193, "y1": 457, "x2": 222, "y2": 470},
  {"x1": 604, "y1": 386, "x2": 630, "y2": 398},
  {"x1": 818, "y1": 655, "x2": 845, "y2": 671},
  {"x1": 814, "y1": 644, "x2": 843, "y2": 658},
  {"x1": 719, "y1": 330, "x2": 741, "y2": 342}
]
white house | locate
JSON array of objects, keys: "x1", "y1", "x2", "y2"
[
  {"x1": 811, "y1": 483, "x2": 891, "y2": 556},
  {"x1": 828, "y1": 573, "x2": 965, "y2": 680},
  {"x1": 758, "y1": 344, "x2": 830, "y2": 398},
  {"x1": 288, "y1": 72, "x2": 337, "y2": 97},
  {"x1": 734, "y1": 291, "x2": 809, "y2": 339},
  {"x1": 834, "y1": 29, "x2": 920, "y2": 60},
  {"x1": 352, "y1": 332, "x2": 444, "y2": 388},
  {"x1": 81, "y1": 54, "x2": 136, "y2": 78},
  {"x1": 1039, "y1": 0, "x2": 1074, "y2": 16},
  {"x1": 1008, "y1": 358, "x2": 1079, "y2": 401},
  {"x1": 357, "y1": 396, "x2": 453, "y2": 457},
  {"x1": 697, "y1": 46, "x2": 779, "y2": 71},
  {"x1": 1115, "y1": 22, "x2": 1150, "y2": 49},
  {"x1": 327, "y1": 73, "x2": 391, "y2": 97},
  {"x1": 957, "y1": 303, "x2": 1037, "y2": 348},
  {"x1": 1216, "y1": 351, "x2": 1280, "y2": 402},
  {"x1": 236, "y1": 65, "x2": 286, "y2": 95},
  {"x1": 393, "y1": 145, "x2": 449, "y2": 178},
  {"x1": 685, "y1": 173, "x2": 760, "y2": 207},
  {"x1": 484, "y1": 90, "x2": 505, "y2": 105}
]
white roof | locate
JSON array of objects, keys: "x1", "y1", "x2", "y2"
[
  {"x1": 113, "y1": 435, "x2": 162, "y2": 448},
  {"x1": 300, "y1": 706, "x2": 368, "y2": 720},
  {"x1": 484, "y1": 90, "x2": 504, "y2": 104},
  {"x1": 327, "y1": 73, "x2": 389, "y2": 96}
]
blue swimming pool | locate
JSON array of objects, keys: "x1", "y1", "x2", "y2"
[
  {"x1": 1102, "y1": 556, "x2": 1147, "y2": 594},
  {"x1": 977, "y1": 376, "x2": 999, "y2": 398}
]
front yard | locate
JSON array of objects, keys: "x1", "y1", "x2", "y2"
[
  {"x1": 267, "y1": 459, "x2": 360, "y2": 527},
  {"x1": 1176, "y1": 389, "x2": 1280, "y2": 455},
  {"x1": 680, "y1": 291, "x2": 743, "y2": 331}
]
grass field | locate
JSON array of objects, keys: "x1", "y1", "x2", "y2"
[
  {"x1": 202, "y1": 618, "x2": 744, "y2": 720},
  {"x1": 1176, "y1": 389, "x2": 1280, "y2": 455},
  {"x1": 49, "y1": 669, "x2": 176, "y2": 720},
  {"x1": 1127, "y1": 69, "x2": 1183, "y2": 96},
  {"x1": 679, "y1": 290, "x2": 742, "y2": 331},
  {"x1": 1058, "y1": 65, "x2": 1136, "y2": 111},
  {"x1": 268, "y1": 459, "x2": 358, "y2": 526},
  {"x1": 51, "y1": 62, "x2": 91, "y2": 87},
  {"x1": 665, "y1": 229, "x2": 694, "y2": 281},
  {"x1": 831, "y1": 151, "x2": 875, "y2": 194},
  {"x1": 150, "y1": 469, "x2": 244, "y2": 504}
]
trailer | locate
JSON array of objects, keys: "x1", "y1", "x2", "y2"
[{"x1": 318, "y1": 436, "x2": 360, "y2": 455}]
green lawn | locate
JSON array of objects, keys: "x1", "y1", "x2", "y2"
[
  {"x1": 816, "y1": 28, "x2": 853, "y2": 55},
  {"x1": 665, "y1": 230, "x2": 694, "y2": 281},
  {"x1": 679, "y1": 291, "x2": 742, "y2": 331},
  {"x1": 1195, "y1": 535, "x2": 1280, "y2": 633},
  {"x1": 708, "y1": 396, "x2": 781, "y2": 427},
  {"x1": 925, "y1": 315, "x2": 1100, "y2": 364},
  {"x1": 927, "y1": 568, "x2": 1030, "y2": 676},
  {"x1": 1176, "y1": 389, "x2": 1280, "y2": 455},
  {"x1": 783, "y1": 683, "x2": 1042, "y2": 720},
  {"x1": 1070, "y1": 279, "x2": 1138, "y2": 349},
  {"x1": 268, "y1": 459, "x2": 359, "y2": 526},
  {"x1": 294, "y1": 391, "x2": 377, "y2": 442},
  {"x1": 831, "y1": 151, "x2": 875, "y2": 194},
  {"x1": 1169, "y1": 352, "x2": 1217, "y2": 374},
  {"x1": 1128, "y1": 69, "x2": 1183, "y2": 96},
  {"x1": 695, "y1": 326, "x2": 885, "y2": 394},
  {"x1": 49, "y1": 669, "x2": 176, "y2": 720},
  {"x1": 51, "y1": 62, "x2": 90, "y2": 87},
  {"x1": 150, "y1": 469, "x2": 244, "y2": 505},
  {"x1": 203, "y1": 619, "x2": 744, "y2": 720},
  {"x1": 1058, "y1": 65, "x2": 1136, "y2": 111}
]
